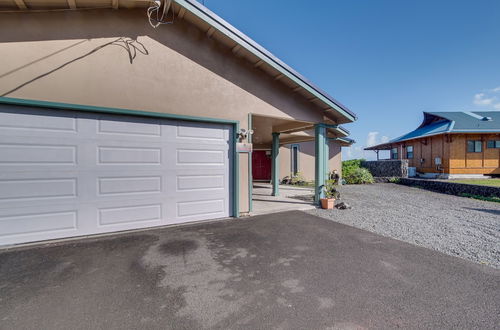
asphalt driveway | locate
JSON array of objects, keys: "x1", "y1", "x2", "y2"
[{"x1": 1, "y1": 211, "x2": 498, "y2": 330}]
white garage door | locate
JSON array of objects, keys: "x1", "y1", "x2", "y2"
[{"x1": 0, "y1": 105, "x2": 233, "y2": 245}]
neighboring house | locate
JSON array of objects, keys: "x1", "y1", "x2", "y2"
[
  {"x1": 0, "y1": 0, "x2": 356, "y2": 245},
  {"x1": 366, "y1": 112, "x2": 500, "y2": 178}
]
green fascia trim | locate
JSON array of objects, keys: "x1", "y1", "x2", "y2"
[
  {"x1": 248, "y1": 113, "x2": 253, "y2": 213},
  {"x1": 0, "y1": 96, "x2": 240, "y2": 218},
  {"x1": 316, "y1": 123, "x2": 349, "y2": 137},
  {"x1": 331, "y1": 137, "x2": 355, "y2": 145},
  {"x1": 0, "y1": 97, "x2": 239, "y2": 125},
  {"x1": 174, "y1": 0, "x2": 356, "y2": 124},
  {"x1": 335, "y1": 126, "x2": 350, "y2": 137}
]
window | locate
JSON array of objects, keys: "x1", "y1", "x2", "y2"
[
  {"x1": 406, "y1": 146, "x2": 414, "y2": 159},
  {"x1": 467, "y1": 140, "x2": 482, "y2": 153},
  {"x1": 391, "y1": 147, "x2": 398, "y2": 159},
  {"x1": 487, "y1": 140, "x2": 500, "y2": 149},
  {"x1": 291, "y1": 144, "x2": 299, "y2": 175}
]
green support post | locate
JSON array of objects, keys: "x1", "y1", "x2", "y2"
[
  {"x1": 315, "y1": 124, "x2": 327, "y2": 203},
  {"x1": 324, "y1": 139, "x2": 330, "y2": 180},
  {"x1": 271, "y1": 132, "x2": 280, "y2": 196}
]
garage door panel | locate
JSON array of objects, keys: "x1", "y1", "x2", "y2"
[
  {"x1": 0, "y1": 142, "x2": 77, "y2": 166},
  {"x1": 97, "y1": 146, "x2": 162, "y2": 165},
  {"x1": 97, "y1": 203, "x2": 163, "y2": 226},
  {"x1": 97, "y1": 176, "x2": 162, "y2": 196},
  {"x1": 0, "y1": 105, "x2": 232, "y2": 245},
  {"x1": 0, "y1": 178, "x2": 77, "y2": 202},
  {"x1": 175, "y1": 121, "x2": 227, "y2": 140},
  {"x1": 0, "y1": 211, "x2": 78, "y2": 240},
  {"x1": 177, "y1": 199, "x2": 226, "y2": 218},
  {"x1": 176, "y1": 174, "x2": 225, "y2": 191},
  {"x1": 176, "y1": 148, "x2": 226, "y2": 166},
  {"x1": 97, "y1": 116, "x2": 162, "y2": 137},
  {"x1": 0, "y1": 107, "x2": 77, "y2": 133}
]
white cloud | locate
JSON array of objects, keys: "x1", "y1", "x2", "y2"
[
  {"x1": 366, "y1": 131, "x2": 379, "y2": 147},
  {"x1": 342, "y1": 132, "x2": 392, "y2": 161},
  {"x1": 473, "y1": 93, "x2": 495, "y2": 106},
  {"x1": 473, "y1": 87, "x2": 500, "y2": 108}
]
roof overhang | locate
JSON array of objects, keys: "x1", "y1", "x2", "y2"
[
  {"x1": 175, "y1": 0, "x2": 357, "y2": 124},
  {"x1": 331, "y1": 137, "x2": 355, "y2": 146},
  {"x1": 0, "y1": 0, "x2": 357, "y2": 124}
]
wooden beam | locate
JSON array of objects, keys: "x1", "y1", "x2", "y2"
[
  {"x1": 232, "y1": 44, "x2": 242, "y2": 54},
  {"x1": 14, "y1": 0, "x2": 27, "y2": 10},
  {"x1": 292, "y1": 86, "x2": 302, "y2": 92},
  {"x1": 67, "y1": 0, "x2": 77, "y2": 9},
  {"x1": 307, "y1": 97, "x2": 318, "y2": 103},
  {"x1": 112, "y1": 0, "x2": 119, "y2": 9},
  {"x1": 272, "y1": 122, "x2": 313, "y2": 134},
  {"x1": 178, "y1": 7, "x2": 186, "y2": 19},
  {"x1": 280, "y1": 136, "x2": 315, "y2": 145},
  {"x1": 279, "y1": 126, "x2": 315, "y2": 134},
  {"x1": 206, "y1": 27, "x2": 216, "y2": 38},
  {"x1": 254, "y1": 60, "x2": 264, "y2": 68},
  {"x1": 274, "y1": 74, "x2": 284, "y2": 81}
]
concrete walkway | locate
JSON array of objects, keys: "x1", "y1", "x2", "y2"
[{"x1": 251, "y1": 183, "x2": 316, "y2": 215}]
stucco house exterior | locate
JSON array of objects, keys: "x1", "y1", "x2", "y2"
[
  {"x1": 366, "y1": 111, "x2": 500, "y2": 178},
  {"x1": 0, "y1": 0, "x2": 356, "y2": 245}
]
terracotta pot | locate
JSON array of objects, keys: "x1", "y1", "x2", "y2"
[{"x1": 320, "y1": 198, "x2": 335, "y2": 209}]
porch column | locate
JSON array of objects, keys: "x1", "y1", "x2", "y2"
[
  {"x1": 315, "y1": 124, "x2": 327, "y2": 203},
  {"x1": 271, "y1": 132, "x2": 280, "y2": 196},
  {"x1": 324, "y1": 139, "x2": 330, "y2": 179}
]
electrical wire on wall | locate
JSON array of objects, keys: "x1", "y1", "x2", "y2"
[{"x1": 147, "y1": 0, "x2": 174, "y2": 28}]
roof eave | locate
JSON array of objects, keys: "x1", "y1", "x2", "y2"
[
  {"x1": 176, "y1": 0, "x2": 357, "y2": 123},
  {"x1": 332, "y1": 137, "x2": 355, "y2": 146}
]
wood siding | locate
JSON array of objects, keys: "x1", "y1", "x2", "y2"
[{"x1": 390, "y1": 133, "x2": 500, "y2": 175}]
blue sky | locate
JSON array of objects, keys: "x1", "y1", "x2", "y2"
[{"x1": 200, "y1": 0, "x2": 500, "y2": 160}]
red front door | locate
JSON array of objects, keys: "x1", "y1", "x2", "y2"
[{"x1": 252, "y1": 150, "x2": 272, "y2": 181}]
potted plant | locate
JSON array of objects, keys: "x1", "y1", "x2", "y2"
[{"x1": 320, "y1": 179, "x2": 340, "y2": 209}]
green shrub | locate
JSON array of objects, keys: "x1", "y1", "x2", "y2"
[
  {"x1": 342, "y1": 159, "x2": 365, "y2": 179},
  {"x1": 388, "y1": 177, "x2": 401, "y2": 183},
  {"x1": 344, "y1": 167, "x2": 375, "y2": 184},
  {"x1": 342, "y1": 159, "x2": 375, "y2": 184},
  {"x1": 323, "y1": 179, "x2": 340, "y2": 199},
  {"x1": 289, "y1": 172, "x2": 306, "y2": 185}
]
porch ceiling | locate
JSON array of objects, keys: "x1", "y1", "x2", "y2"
[{"x1": 252, "y1": 114, "x2": 350, "y2": 147}]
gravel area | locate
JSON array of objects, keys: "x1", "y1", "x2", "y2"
[{"x1": 308, "y1": 183, "x2": 500, "y2": 269}]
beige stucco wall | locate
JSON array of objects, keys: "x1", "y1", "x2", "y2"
[
  {"x1": 328, "y1": 141, "x2": 343, "y2": 180},
  {"x1": 280, "y1": 140, "x2": 343, "y2": 182},
  {"x1": 0, "y1": 9, "x2": 332, "y2": 214}
]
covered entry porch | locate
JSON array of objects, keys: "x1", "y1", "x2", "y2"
[{"x1": 248, "y1": 113, "x2": 353, "y2": 214}]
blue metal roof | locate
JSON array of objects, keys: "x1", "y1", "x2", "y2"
[
  {"x1": 391, "y1": 120, "x2": 452, "y2": 142},
  {"x1": 365, "y1": 111, "x2": 500, "y2": 150},
  {"x1": 423, "y1": 111, "x2": 500, "y2": 131}
]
